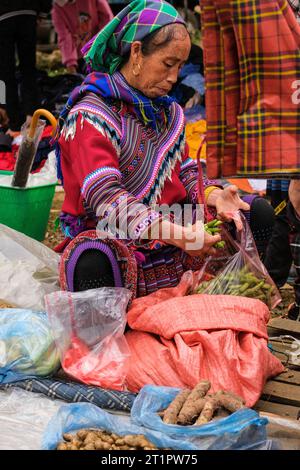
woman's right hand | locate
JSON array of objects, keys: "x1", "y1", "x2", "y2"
[
  {"x1": 179, "y1": 222, "x2": 221, "y2": 257},
  {"x1": 162, "y1": 221, "x2": 221, "y2": 258}
]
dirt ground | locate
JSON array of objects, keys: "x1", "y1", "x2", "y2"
[
  {"x1": 44, "y1": 191, "x2": 295, "y2": 318},
  {"x1": 43, "y1": 189, "x2": 65, "y2": 250}
]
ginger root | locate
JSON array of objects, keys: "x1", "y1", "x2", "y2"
[
  {"x1": 161, "y1": 381, "x2": 246, "y2": 427},
  {"x1": 178, "y1": 380, "x2": 211, "y2": 424},
  {"x1": 177, "y1": 398, "x2": 206, "y2": 424},
  {"x1": 215, "y1": 390, "x2": 245, "y2": 413},
  {"x1": 162, "y1": 389, "x2": 191, "y2": 424},
  {"x1": 56, "y1": 429, "x2": 161, "y2": 451},
  {"x1": 195, "y1": 395, "x2": 219, "y2": 425}
]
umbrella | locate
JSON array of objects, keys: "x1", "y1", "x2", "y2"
[{"x1": 11, "y1": 109, "x2": 57, "y2": 188}]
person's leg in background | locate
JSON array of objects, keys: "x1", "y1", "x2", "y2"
[
  {"x1": 0, "y1": 17, "x2": 24, "y2": 132},
  {"x1": 264, "y1": 210, "x2": 293, "y2": 287},
  {"x1": 286, "y1": 197, "x2": 300, "y2": 321},
  {"x1": 263, "y1": 180, "x2": 292, "y2": 288},
  {"x1": 15, "y1": 15, "x2": 39, "y2": 125},
  {"x1": 242, "y1": 195, "x2": 275, "y2": 261}
]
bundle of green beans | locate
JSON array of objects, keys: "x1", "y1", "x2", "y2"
[
  {"x1": 196, "y1": 265, "x2": 274, "y2": 307},
  {"x1": 204, "y1": 219, "x2": 225, "y2": 249}
]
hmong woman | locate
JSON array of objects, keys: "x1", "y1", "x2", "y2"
[{"x1": 55, "y1": 0, "x2": 273, "y2": 298}]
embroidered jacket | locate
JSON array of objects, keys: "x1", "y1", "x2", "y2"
[{"x1": 58, "y1": 93, "x2": 218, "y2": 240}]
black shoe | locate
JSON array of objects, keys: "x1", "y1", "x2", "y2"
[{"x1": 287, "y1": 303, "x2": 300, "y2": 321}]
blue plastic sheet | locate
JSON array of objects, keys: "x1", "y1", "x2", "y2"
[
  {"x1": 131, "y1": 385, "x2": 270, "y2": 450},
  {"x1": 0, "y1": 309, "x2": 60, "y2": 384},
  {"x1": 41, "y1": 403, "x2": 199, "y2": 450}
]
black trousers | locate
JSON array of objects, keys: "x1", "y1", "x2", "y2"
[
  {"x1": 0, "y1": 15, "x2": 39, "y2": 131},
  {"x1": 286, "y1": 202, "x2": 300, "y2": 306},
  {"x1": 264, "y1": 210, "x2": 293, "y2": 288}
]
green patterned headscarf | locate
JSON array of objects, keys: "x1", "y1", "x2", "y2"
[{"x1": 82, "y1": 0, "x2": 185, "y2": 74}]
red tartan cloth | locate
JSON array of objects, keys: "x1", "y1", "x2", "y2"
[{"x1": 203, "y1": 0, "x2": 300, "y2": 178}]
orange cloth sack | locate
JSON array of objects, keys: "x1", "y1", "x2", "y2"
[{"x1": 125, "y1": 278, "x2": 284, "y2": 406}]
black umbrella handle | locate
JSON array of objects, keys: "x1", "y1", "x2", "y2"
[{"x1": 11, "y1": 138, "x2": 36, "y2": 188}]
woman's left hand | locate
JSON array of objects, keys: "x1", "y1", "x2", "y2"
[{"x1": 215, "y1": 185, "x2": 250, "y2": 230}]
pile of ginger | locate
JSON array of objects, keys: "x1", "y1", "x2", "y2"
[
  {"x1": 57, "y1": 430, "x2": 159, "y2": 451},
  {"x1": 161, "y1": 380, "x2": 245, "y2": 425}
]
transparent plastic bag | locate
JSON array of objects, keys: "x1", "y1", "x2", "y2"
[
  {"x1": 0, "y1": 309, "x2": 60, "y2": 383},
  {"x1": 45, "y1": 288, "x2": 131, "y2": 391},
  {"x1": 0, "y1": 388, "x2": 63, "y2": 450},
  {"x1": 263, "y1": 412, "x2": 300, "y2": 450},
  {"x1": 0, "y1": 223, "x2": 60, "y2": 310},
  {"x1": 12, "y1": 119, "x2": 46, "y2": 188},
  {"x1": 131, "y1": 385, "x2": 270, "y2": 450},
  {"x1": 195, "y1": 216, "x2": 281, "y2": 309},
  {"x1": 41, "y1": 402, "x2": 199, "y2": 450}
]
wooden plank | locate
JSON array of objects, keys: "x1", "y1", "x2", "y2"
[
  {"x1": 259, "y1": 412, "x2": 300, "y2": 450},
  {"x1": 268, "y1": 342, "x2": 292, "y2": 365},
  {"x1": 268, "y1": 318, "x2": 300, "y2": 336},
  {"x1": 269, "y1": 340, "x2": 300, "y2": 369},
  {"x1": 272, "y1": 369, "x2": 300, "y2": 386},
  {"x1": 262, "y1": 380, "x2": 300, "y2": 407},
  {"x1": 254, "y1": 400, "x2": 300, "y2": 420}
]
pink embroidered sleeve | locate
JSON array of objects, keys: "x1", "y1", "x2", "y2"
[{"x1": 65, "y1": 115, "x2": 162, "y2": 241}]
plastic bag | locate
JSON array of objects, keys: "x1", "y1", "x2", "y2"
[
  {"x1": 12, "y1": 119, "x2": 46, "y2": 188},
  {"x1": 45, "y1": 288, "x2": 131, "y2": 391},
  {"x1": 0, "y1": 223, "x2": 60, "y2": 310},
  {"x1": 131, "y1": 385, "x2": 270, "y2": 450},
  {"x1": 41, "y1": 402, "x2": 199, "y2": 450},
  {"x1": 0, "y1": 309, "x2": 60, "y2": 383},
  {"x1": 195, "y1": 216, "x2": 281, "y2": 309},
  {"x1": 0, "y1": 388, "x2": 62, "y2": 450},
  {"x1": 263, "y1": 412, "x2": 300, "y2": 450}
]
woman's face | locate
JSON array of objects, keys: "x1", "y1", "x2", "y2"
[{"x1": 125, "y1": 27, "x2": 191, "y2": 99}]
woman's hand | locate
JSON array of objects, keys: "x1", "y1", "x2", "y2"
[
  {"x1": 163, "y1": 221, "x2": 221, "y2": 257},
  {"x1": 214, "y1": 186, "x2": 250, "y2": 230}
]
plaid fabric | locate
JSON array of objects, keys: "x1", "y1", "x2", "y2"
[
  {"x1": 267, "y1": 179, "x2": 290, "y2": 194},
  {"x1": 82, "y1": 0, "x2": 184, "y2": 74},
  {"x1": 202, "y1": 0, "x2": 300, "y2": 178},
  {"x1": 0, "y1": 378, "x2": 136, "y2": 412}
]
